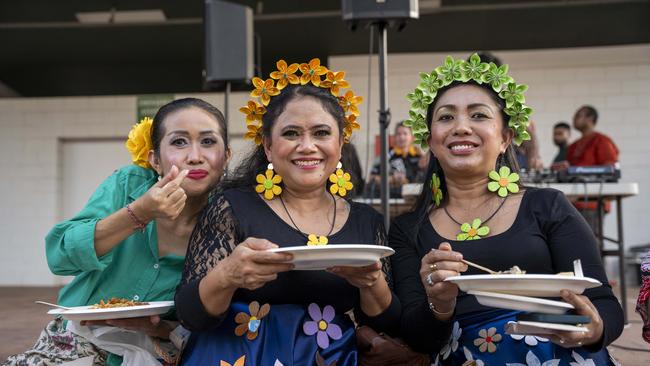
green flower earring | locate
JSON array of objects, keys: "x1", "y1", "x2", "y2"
[
  {"x1": 431, "y1": 173, "x2": 443, "y2": 206},
  {"x1": 488, "y1": 166, "x2": 520, "y2": 198}
]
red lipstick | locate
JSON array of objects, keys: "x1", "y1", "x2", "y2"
[{"x1": 187, "y1": 169, "x2": 209, "y2": 180}]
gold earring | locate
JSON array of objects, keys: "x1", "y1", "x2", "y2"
[
  {"x1": 256, "y1": 163, "x2": 282, "y2": 200},
  {"x1": 329, "y1": 161, "x2": 354, "y2": 197}
]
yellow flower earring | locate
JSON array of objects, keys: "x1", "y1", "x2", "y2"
[
  {"x1": 329, "y1": 161, "x2": 354, "y2": 197},
  {"x1": 256, "y1": 163, "x2": 282, "y2": 200}
]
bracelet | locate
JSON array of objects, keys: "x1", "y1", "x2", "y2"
[
  {"x1": 428, "y1": 301, "x2": 454, "y2": 316},
  {"x1": 126, "y1": 204, "x2": 147, "y2": 232}
]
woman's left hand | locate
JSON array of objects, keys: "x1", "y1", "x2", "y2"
[
  {"x1": 80, "y1": 315, "x2": 174, "y2": 339},
  {"x1": 543, "y1": 290, "x2": 604, "y2": 348},
  {"x1": 327, "y1": 262, "x2": 384, "y2": 289}
]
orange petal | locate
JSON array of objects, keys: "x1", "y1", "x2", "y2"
[
  {"x1": 249, "y1": 301, "x2": 260, "y2": 316},
  {"x1": 255, "y1": 184, "x2": 265, "y2": 193},
  {"x1": 239, "y1": 106, "x2": 251, "y2": 115},
  {"x1": 287, "y1": 63, "x2": 299, "y2": 74},
  {"x1": 256, "y1": 174, "x2": 266, "y2": 184},
  {"x1": 272, "y1": 185, "x2": 282, "y2": 195},
  {"x1": 308, "y1": 58, "x2": 320, "y2": 69},
  {"x1": 299, "y1": 63, "x2": 310, "y2": 74},
  {"x1": 338, "y1": 80, "x2": 350, "y2": 89},
  {"x1": 258, "y1": 303, "x2": 270, "y2": 319},
  {"x1": 330, "y1": 85, "x2": 340, "y2": 96},
  {"x1": 276, "y1": 59, "x2": 287, "y2": 71},
  {"x1": 277, "y1": 78, "x2": 288, "y2": 90},
  {"x1": 250, "y1": 90, "x2": 262, "y2": 98},
  {"x1": 329, "y1": 174, "x2": 338, "y2": 183},
  {"x1": 234, "y1": 355, "x2": 246, "y2": 366},
  {"x1": 263, "y1": 79, "x2": 275, "y2": 89},
  {"x1": 264, "y1": 190, "x2": 274, "y2": 200},
  {"x1": 311, "y1": 74, "x2": 321, "y2": 86},
  {"x1": 235, "y1": 312, "x2": 249, "y2": 324},
  {"x1": 287, "y1": 74, "x2": 300, "y2": 84},
  {"x1": 300, "y1": 73, "x2": 310, "y2": 85},
  {"x1": 265, "y1": 169, "x2": 273, "y2": 179},
  {"x1": 247, "y1": 331, "x2": 258, "y2": 341},
  {"x1": 316, "y1": 66, "x2": 328, "y2": 75},
  {"x1": 329, "y1": 184, "x2": 338, "y2": 195},
  {"x1": 252, "y1": 77, "x2": 264, "y2": 89},
  {"x1": 234, "y1": 323, "x2": 248, "y2": 336},
  {"x1": 261, "y1": 94, "x2": 271, "y2": 106},
  {"x1": 270, "y1": 70, "x2": 283, "y2": 80}
]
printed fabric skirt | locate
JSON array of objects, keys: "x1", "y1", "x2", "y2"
[
  {"x1": 181, "y1": 301, "x2": 357, "y2": 366},
  {"x1": 432, "y1": 309, "x2": 617, "y2": 366}
]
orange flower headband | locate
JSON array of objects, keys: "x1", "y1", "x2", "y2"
[{"x1": 239, "y1": 58, "x2": 363, "y2": 144}]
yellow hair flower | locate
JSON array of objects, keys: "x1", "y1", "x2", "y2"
[
  {"x1": 244, "y1": 122, "x2": 263, "y2": 146},
  {"x1": 125, "y1": 117, "x2": 153, "y2": 169},
  {"x1": 343, "y1": 115, "x2": 360, "y2": 143},
  {"x1": 329, "y1": 169, "x2": 354, "y2": 197},
  {"x1": 239, "y1": 100, "x2": 266, "y2": 123},
  {"x1": 250, "y1": 77, "x2": 280, "y2": 106},
  {"x1": 321, "y1": 71, "x2": 350, "y2": 96},
  {"x1": 338, "y1": 90, "x2": 363, "y2": 117},
  {"x1": 307, "y1": 234, "x2": 328, "y2": 246},
  {"x1": 255, "y1": 168, "x2": 282, "y2": 200},
  {"x1": 270, "y1": 59, "x2": 300, "y2": 90},
  {"x1": 299, "y1": 58, "x2": 328, "y2": 87}
]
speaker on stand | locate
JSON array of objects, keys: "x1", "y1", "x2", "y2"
[
  {"x1": 341, "y1": 0, "x2": 418, "y2": 228},
  {"x1": 204, "y1": 0, "x2": 254, "y2": 126}
]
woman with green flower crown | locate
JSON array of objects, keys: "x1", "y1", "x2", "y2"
[
  {"x1": 389, "y1": 54, "x2": 623, "y2": 365},
  {"x1": 4, "y1": 98, "x2": 230, "y2": 366},
  {"x1": 174, "y1": 59, "x2": 400, "y2": 366}
]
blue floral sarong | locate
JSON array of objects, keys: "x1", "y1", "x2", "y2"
[
  {"x1": 181, "y1": 301, "x2": 357, "y2": 366},
  {"x1": 433, "y1": 309, "x2": 616, "y2": 366}
]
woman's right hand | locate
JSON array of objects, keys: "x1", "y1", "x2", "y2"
[
  {"x1": 136, "y1": 165, "x2": 188, "y2": 221},
  {"x1": 420, "y1": 242, "x2": 467, "y2": 318},
  {"x1": 218, "y1": 238, "x2": 294, "y2": 290}
]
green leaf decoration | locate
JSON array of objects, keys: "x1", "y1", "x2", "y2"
[
  {"x1": 407, "y1": 89, "x2": 433, "y2": 112},
  {"x1": 419, "y1": 72, "x2": 442, "y2": 94},
  {"x1": 461, "y1": 54, "x2": 490, "y2": 83},
  {"x1": 498, "y1": 82, "x2": 527, "y2": 108},
  {"x1": 435, "y1": 56, "x2": 464, "y2": 84}
]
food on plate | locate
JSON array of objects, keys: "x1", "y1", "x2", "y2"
[
  {"x1": 498, "y1": 265, "x2": 526, "y2": 274},
  {"x1": 90, "y1": 297, "x2": 148, "y2": 309}
]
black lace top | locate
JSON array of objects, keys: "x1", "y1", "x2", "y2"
[{"x1": 175, "y1": 188, "x2": 400, "y2": 335}]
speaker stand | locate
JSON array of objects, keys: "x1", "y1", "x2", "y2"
[{"x1": 375, "y1": 21, "x2": 392, "y2": 229}]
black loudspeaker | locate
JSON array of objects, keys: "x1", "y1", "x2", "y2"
[
  {"x1": 204, "y1": 0, "x2": 254, "y2": 86},
  {"x1": 341, "y1": 0, "x2": 419, "y2": 21}
]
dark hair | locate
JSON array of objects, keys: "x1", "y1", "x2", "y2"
[
  {"x1": 554, "y1": 121, "x2": 571, "y2": 131},
  {"x1": 224, "y1": 84, "x2": 346, "y2": 190},
  {"x1": 394, "y1": 120, "x2": 412, "y2": 135},
  {"x1": 475, "y1": 51, "x2": 502, "y2": 67},
  {"x1": 578, "y1": 105, "x2": 598, "y2": 125},
  {"x1": 151, "y1": 97, "x2": 228, "y2": 155},
  {"x1": 410, "y1": 81, "x2": 519, "y2": 226}
]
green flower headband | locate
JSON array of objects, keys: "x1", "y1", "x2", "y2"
[{"x1": 404, "y1": 53, "x2": 532, "y2": 148}]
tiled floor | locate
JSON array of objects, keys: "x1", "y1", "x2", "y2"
[{"x1": 1, "y1": 286, "x2": 648, "y2": 364}]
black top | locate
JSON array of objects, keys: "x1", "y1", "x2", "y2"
[
  {"x1": 553, "y1": 144, "x2": 568, "y2": 163},
  {"x1": 389, "y1": 187, "x2": 623, "y2": 354},
  {"x1": 175, "y1": 188, "x2": 400, "y2": 335}
]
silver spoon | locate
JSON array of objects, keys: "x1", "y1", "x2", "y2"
[{"x1": 35, "y1": 300, "x2": 72, "y2": 310}]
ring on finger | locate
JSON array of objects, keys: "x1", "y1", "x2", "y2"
[
  {"x1": 426, "y1": 272, "x2": 434, "y2": 286},
  {"x1": 429, "y1": 263, "x2": 438, "y2": 272},
  {"x1": 559, "y1": 338, "x2": 565, "y2": 344}
]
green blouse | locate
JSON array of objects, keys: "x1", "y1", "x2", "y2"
[{"x1": 45, "y1": 165, "x2": 185, "y2": 365}]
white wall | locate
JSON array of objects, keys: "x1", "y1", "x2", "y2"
[{"x1": 0, "y1": 44, "x2": 648, "y2": 285}]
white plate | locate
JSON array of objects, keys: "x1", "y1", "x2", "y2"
[
  {"x1": 445, "y1": 274, "x2": 601, "y2": 297},
  {"x1": 47, "y1": 301, "x2": 175, "y2": 321},
  {"x1": 468, "y1": 290, "x2": 574, "y2": 314},
  {"x1": 505, "y1": 320, "x2": 588, "y2": 335},
  {"x1": 267, "y1": 244, "x2": 394, "y2": 270}
]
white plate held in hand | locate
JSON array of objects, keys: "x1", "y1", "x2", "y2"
[
  {"x1": 267, "y1": 244, "x2": 394, "y2": 270},
  {"x1": 445, "y1": 274, "x2": 601, "y2": 297},
  {"x1": 505, "y1": 321, "x2": 588, "y2": 335},
  {"x1": 47, "y1": 301, "x2": 175, "y2": 321},
  {"x1": 468, "y1": 290, "x2": 574, "y2": 314}
]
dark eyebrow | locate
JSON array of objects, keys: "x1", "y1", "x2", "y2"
[
  {"x1": 166, "y1": 130, "x2": 218, "y2": 136},
  {"x1": 435, "y1": 103, "x2": 493, "y2": 113},
  {"x1": 280, "y1": 124, "x2": 332, "y2": 132}
]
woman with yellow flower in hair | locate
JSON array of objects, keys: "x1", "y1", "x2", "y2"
[
  {"x1": 175, "y1": 59, "x2": 399, "y2": 366},
  {"x1": 5, "y1": 98, "x2": 230, "y2": 366},
  {"x1": 389, "y1": 54, "x2": 622, "y2": 365}
]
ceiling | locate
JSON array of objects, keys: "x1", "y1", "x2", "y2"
[{"x1": 1, "y1": 0, "x2": 649, "y2": 97}]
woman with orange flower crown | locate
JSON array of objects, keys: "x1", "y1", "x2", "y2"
[
  {"x1": 4, "y1": 98, "x2": 230, "y2": 366},
  {"x1": 389, "y1": 54, "x2": 623, "y2": 365},
  {"x1": 175, "y1": 59, "x2": 400, "y2": 366}
]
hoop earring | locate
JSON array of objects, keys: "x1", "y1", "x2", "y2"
[
  {"x1": 255, "y1": 163, "x2": 282, "y2": 200},
  {"x1": 329, "y1": 161, "x2": 354, "y2": 197}
]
